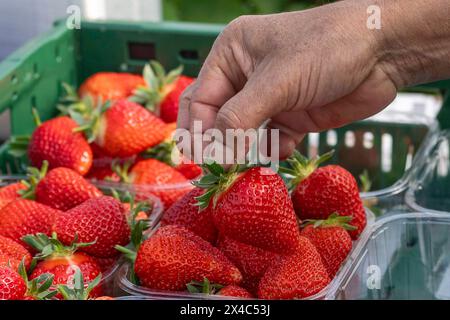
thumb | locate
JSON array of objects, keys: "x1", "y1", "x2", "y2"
[
  {"x1": 214, "y1": 76, "x2": 284, "y2": 133},
  {"x1": 212, "y1": 73, "x2": 290, "y2": 163}
]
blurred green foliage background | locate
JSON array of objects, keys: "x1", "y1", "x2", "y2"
[{"x1": 163, "y1": 0, "x2": 335, "y2": 23}]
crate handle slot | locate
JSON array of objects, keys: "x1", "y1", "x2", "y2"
[
  {"x1": 128, "y1": 42, "x2": 156, "y2": 61},
  {"x1": 179, "y1": 50, "x2": 199, "y2": 62}
]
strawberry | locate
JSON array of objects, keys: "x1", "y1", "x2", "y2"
[
  {"x1": 23, "y1": 233, "x2": 102, "y2": 298},
  {"x1": 142, "y1": 140, "x2": 202, "y2": 180},
  {"x1": 75, "y1": 99, "x2": 167, "y2": 158},
  {"x1": 130, "y1": 61, "x2": 195, "y2": 123},
  {"x1": 175, "y1": 161, "x2": 203, "y2": 180},
  {"x1": 54, "y1": 196, "x2": 130, "y2": 258},
  {"x1": 281, "y1": 151, "x2": 366, "y2": 239},
  {"x1": 12, "y1": 115, "x2": 93, "y2": 176},
  {"x1": 0, "y1": 264, "x2": 26, "y2": 300},
  {"x1": 57, "y1": 267, "x2": 103, "y2": 300},
  {"x1": 79, "y1": 72, "x2": 145, "y2": 103},
  {"x1": 117, "y1": 158, "x2": 191, "y2": 209},
  {"x1": 0, "y1": 199, "x2": 59, "y2": 245},
  {"x1": 0, "y1": 235, "x2": 32, "y2": 270},
  {"x1": 300, "y1": 213, "x2": 354, "y2": 278},
  {"x1": 86, "y1": 163, "x2": 120, "y2": 182},
  {"x1": 159, "y1": 76, "x2": 195, "y2": 123},
  {"x1": 216, "y1": 235, "x2": 278, "y2": 294},
  {"x1": 195, "y1": 163, "x2": 300, "y2": 254},
  {"x1": 161, "y1": 188, "x2": 217, "y2": 243},
  {"x1": 132, "y1": 225, "x2": 242, "y2": 291},
  {"x1": 0, "y1": 182, "x2": 26, "y2": 210},
  {"x1": 258, "y1": 236, "x2": 330, "y2": 299},
  {"x1": 20, "y1": 162, "x2": 102, "y2": 211},
  {"x1": 94, "y1": 256, "x2": 118, "y2": 273},
  {"x1": 0, "y1": 260, "x2": 55, "y2": 300},
  {"x1": 163, "y1": 122, "x2": 177, "y2": 140},
  {"x1": 218, "y1": 285, "x2": 253, "y2": 298}
]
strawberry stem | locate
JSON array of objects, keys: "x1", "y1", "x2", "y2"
[
  {"x1": 19, "y1": 160, "x2": 49, "y2": 200},
  {"x1": 129, "y1": 60, "x2": 183, "y2": 111},
  {"x1": 31, "y1": 108, "x2": 42, "y2": 127},
  {"x1": 302, "y1": 212, "x2": 357, "y2": 231},
  {"x1": 193, "y1": 162, "x2": 247, "y2": 210},
  {"x1": 186, "y1": 277, "x2": 224, "y2": 295},
  {"x1": 279, "y1": 150, "x2": 334, "y2": 190},
  {"x1": 57, "y1": 268, "x2": 102, "y2": 300},
  {"x1": 22, "y1": 232, "x2": 96, "y2": 267}
]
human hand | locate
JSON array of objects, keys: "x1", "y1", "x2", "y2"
[{"x1": 177, "y1": 0, "x2": 450, "y2": 160}]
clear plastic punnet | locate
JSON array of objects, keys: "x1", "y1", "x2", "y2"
[
  {"x1": 113, "y1": 209, "x2": 376, "y2": 300},
  {"x1": 0, "y1": 176, "x2": 164, "y2": 297},
  {"x1": 332, "y1": 213, "x2": 450, "y2": 300},
  {"x1": 406, "y1": 130, "x2": 450, "y2": 214}
]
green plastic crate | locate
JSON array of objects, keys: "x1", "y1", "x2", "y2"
[{"x1": 0, "y1": 19, "x2": 448, "y2": 211}]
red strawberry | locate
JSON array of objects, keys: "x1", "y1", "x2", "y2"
[
  {"x1": 300, "y1": 213, "x2": 353, "y2": 278},
  {"x1": 23, "y1": 233, "x2": 102, "y2": 298},
  {"x1": 121, "y1": 158, "x2": 191, "y2": 209},
  {"x1": 79, "y1": 72, "x2": 145, "y2": 103},
  {"x1": 0, "y1": 265, "x2": 26, "y2": 300},
  {"x1": 0, "y1": 182, "x2": 26, "y2": 209},
  {"x1": 282, "y1": 151, "x2": 366, "y2": 239},
  {"x1": 20, "y1": 162, "x2": 103, "y2": 211},
  {"x1": 94, "y1": 256, "x2": 118, "y2": 273},
  {"x1": 218, "y1": 285, "x2": 253, "y2": 298},
  {"x1": 142, "y1": 140, "x2": 202, "y2": 180},
  {"x1": 57, "y1": 267, "x2": 103, "y2": 300},
  {"x1": 163, "y1": 122, "x2": 177, "y2": 140},
  {"x1": 86, "y1": 164, "x2": 120, "y2": 182},
  {"x1": 95, "y1": 100, "x2": 167, "y2": 157},
  {"x1": 159, "y1": 76, "x2": 195, "y2": 123},
  {"x1": 134, "y1": 225, "x2": 242, "y2": 291},
  {"x1": 0, "y1": 259, "x2": 56, "y2": 300},
  {"x1": 175, "y1": 161, "x2": 203, "y2": 180},
  {"x1": 161, "y1": 188, "x2": 217, "y2": 243},
  {"x1": 258, "y1": 236, "x2": 330, "y2": 299},
  {"x1": 0, "y1": 235, "x2": 32, "y2": 270},
  {"x1": 130, "y1": 61, "x2": 194, "y2": 123},
  {"x1": 27, "y1": 116, "x2": 93, "y2": 175},
  {"x1": 216, "y1": 235, "x2": 278, "y2": 294},
  {"x1": 54, "y1": 196, "x2": 130, "y2": 258},
  {"x1": 35, "y1": 167, "x2": 102, "y2": 211},
  {"x1": 0, "y1": 199, "x2": 59, "y2": 245},
  {"x1": 195, "y1": 164, "x2": 300, "y2": 254}
]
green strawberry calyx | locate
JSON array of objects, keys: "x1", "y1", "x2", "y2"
[
  {"x1": 302, "y1": 212, "x2": 357, "y2": 231},
  {"x1": 18, "y1": 160, "x2": 49, "y2": 200},
  {"x1": 359, "y1": 169, "x2": 372, "y2": 193},
  {"x1": 193, "y1": 162, "x2": 248, "y2": 210},
  {"x1": 129, "y1": 60, "x2": 183, "y2": 112},
  {"x1": 111, "y1": 159, "x2": 135, "y2": 184},
  {"x1": 57, "y1": 267, "x2": 102, "y2": 300},
  {"x1": 17, "y1": 258, "x2": 57, "y2": 300},
  {"x1": 22, "y1": 232, "x2": 95, "y2": 267},
  {"x1": 114, "y1": 192, "x2": 153, "y2": 285},
  {"x1": 279, "y1": 150, "x2": 335, "y2": 190},
  {"x1": 58, "y1": 82, "x2": 111, "y2": 143},
  {"x1": 186, "y1": 277, "x2": 224, "y2": 295},
  {"x1": 140, "y1": 140, "x2": 178, "y2": 167}
]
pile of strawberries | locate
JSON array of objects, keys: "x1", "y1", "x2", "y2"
[
  {"x1": 122, "y1": 151, "x2": 367, "y2": 300},
  {"x1": 1, "y1": 60, "x2": 369, "y2": 300},
  {"x1": 0, "y1": 161, "x2": 154, "y2": 300},
  {"x1": 9, "y1": 61, "x2": 201, "y2": 210}
]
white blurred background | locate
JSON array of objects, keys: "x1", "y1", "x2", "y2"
[{"x1": 0, "y1": 0, "x2": 162, "y2": 60}]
